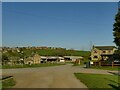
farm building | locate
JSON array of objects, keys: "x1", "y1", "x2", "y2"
[{"x1": 24, "y1": 54, "x2": 41, "y2": 64}]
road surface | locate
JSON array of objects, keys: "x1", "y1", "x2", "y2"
[{"x1": 2, "y1": 64, "x2": 117, "y2": 88}]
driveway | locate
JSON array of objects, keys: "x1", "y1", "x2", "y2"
[{"x1": 2, "y1": 64, "x2": 117, "y2": 88}]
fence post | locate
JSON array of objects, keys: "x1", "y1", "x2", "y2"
[
  {"x1": 112, "y1": 62, "x2": 114, "y2": 68},
  {"x1": 99, "y1": 61, "x2": 101, "y2": 67},
  {"x1": 95, "y1": 62, "x2": 96, "y2": 66}
]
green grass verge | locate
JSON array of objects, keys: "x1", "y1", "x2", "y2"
[
  {"x1": 2, "y1": 77, "x2": 16, "y2": 88},
  {"x1": 74, "y1": 73, "x2": 120, "y2": 89},
  {"x1": 2, "y1": 63, "x2": 65, "y2": 69},
  {"x1": 90, "y1": 66, "x2": 120, "y2": 71}
]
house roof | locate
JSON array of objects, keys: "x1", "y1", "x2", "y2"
[
  {"x1": 94, "y1": 46, "x2": 116, "y2": 50},
  {"x1": 64, "y1": 56, "x2": 83, "y2": 59}
]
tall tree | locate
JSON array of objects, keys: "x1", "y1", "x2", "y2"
[
  {"x1": 113, "y1": 2, "x2": 120, "y2": 49},
  {"x1": 113, "y1": 2, "x2": 120, "y2": 59}
]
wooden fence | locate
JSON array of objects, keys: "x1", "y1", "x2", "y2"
[{"x1": 93, "y1": 61, "x2": 120, "y2": 68}]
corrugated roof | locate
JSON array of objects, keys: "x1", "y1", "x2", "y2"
[
  {"x1": 64, "y1": 56, "x2": 83, "y2": 59},
  {"x1": 94, "y1": 46, "x2": 116, "y2": 50}
]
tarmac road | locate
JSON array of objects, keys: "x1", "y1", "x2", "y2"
[{"x1": 2, "y1": 64, "x2": 117, "y2": 88}]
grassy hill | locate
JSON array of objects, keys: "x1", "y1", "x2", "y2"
[
  {"x1": 2, "y1": 48, "x2": 90, "y2": 60},
  {"x1": 34, "y1": 49, "x2": 90, "y2": 57}
]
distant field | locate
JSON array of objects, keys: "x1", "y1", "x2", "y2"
[{"x1": 23, "y1": 49, "x2": 90, "y2": 57}]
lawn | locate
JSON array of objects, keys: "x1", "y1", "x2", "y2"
[
  {"x1": 2, "y1": 63, "x2": 65, "y2": 69},
  {"x1": 1, "y1": 76, "x2": 16, "y2": 88},
  {"x1": 74, "y1": 73, "x2": 120, "y2": 89}
]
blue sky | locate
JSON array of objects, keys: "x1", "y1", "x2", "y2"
[
  {"x1": 2, "y1": 2, "x2": 118, "y2": 50},
  {"x1": 0, "y1": 2, "x2": 2, "y2": 47},
  {"x1": 2, "y1": 0, "x2": 119, "y2": 2}
]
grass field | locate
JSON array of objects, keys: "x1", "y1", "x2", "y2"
[
  {"x1": 30, "y1": 49, "x2": 90, "y2": 57},
  {"x1": 2, "y1": 63, "x2": 65, "y2": 69},
  {"x1": 74, "y1": 73, "x2": 120, "y2": 89},
  {"x1": 2, "y1": 77, "x2": 16, "y2": 88}
]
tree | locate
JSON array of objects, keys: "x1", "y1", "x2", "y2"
[
  {"x1": 113, "y1": 3, "x2": 120, "y2": 59},
  {"x1": 2, "y1": 54, "x2": 9, "y2": 65},
  {"x1": 113, "y1": 8, "x2": 120, "y2": 49}
]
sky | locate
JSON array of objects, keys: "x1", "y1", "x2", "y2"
[
  {"x1": 0, "y1": 2, "x2": 2, "y2": 47},
  {"x1": 2, "y1": 0, "x2": 119, "y2": 2},
  {"x1": 2, "y1": 2, "x2": 119, "y2": 50}
]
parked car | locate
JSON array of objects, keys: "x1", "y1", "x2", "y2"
[{"x1": 113, "y1": 60, "x2": 120, "y2": 64}]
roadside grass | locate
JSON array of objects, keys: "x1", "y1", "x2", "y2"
[
  {"x1": 74, "y1": 73, "x2": 120, "y2": 89},
  {"x1": 1, "y1": 77, "x2": 16, "y2": 88},
  {"x1": 0, "y1": 80, "x2": 1, "y2": 89},
  {"x1": 2, "y1": 63, "x2": 65, "y2": 69},
  {"x1": 73, "y1": 64, "x2": 81, "y2": 66},
  {"x1": 90, "y1": 66, "x2": 120, "y2": 71},
  {"x1": 65, "y1": 62, "x2": 74, "y2": 64},
  {"x1": 73, "y1": 65, "x2": 120, "y2": 71}
]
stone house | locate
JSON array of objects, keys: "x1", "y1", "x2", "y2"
[
  {"x1": 24, "y1": 57, "x2": 33, "y2": 65},
  {"x1": 33, "y1": 54, "x2": 41, "y2": 64},
  {"x1": 91, "y1": 46, "x2": 117, "y2": 61},
  {"x1": 24, "y1": 54, "x2": 41, "y2": 64}
]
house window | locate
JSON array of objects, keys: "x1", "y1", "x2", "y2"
[
  {"x1": 94, "y1": 50, "x2": 97, "y2": 53},
  {"x1": 93, "y1": 56, "x2": 98, "y2": 58},
  {"x1": 102, "y1": 51, "x2": 106, "y2": 53},
  {"x1": 108, "y1": 50, "x2": 111, "y2": 53}
]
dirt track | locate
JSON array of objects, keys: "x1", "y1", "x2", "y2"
[{"x1": 2, "y1": 64, "x2": 117, "y2": 88}]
